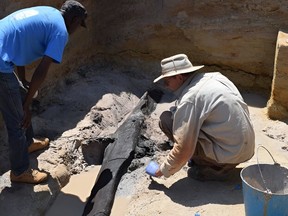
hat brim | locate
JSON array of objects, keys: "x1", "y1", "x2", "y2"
[{"x1": 153, "y1": 65, "x2": 204, "y2": 83}]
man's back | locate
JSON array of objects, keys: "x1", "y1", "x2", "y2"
[
  {"x1": 0, "y1": 6, "x2": 68, "y2": 71},
  {"x1": 175, "y1": 72, "x2": 255, "y2": 164}
]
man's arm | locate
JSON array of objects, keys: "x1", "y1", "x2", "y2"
[
  {"x1": 158, "y1": 102, "x2": 200, "y2": 177},
  {"x1": 16, "y1": 66, "x2": 32, "y2": 90},
  {"x1": 22, "y1": 55, "x2": 54, "y2": 128},
  {"x1": 16, "y1": 66, "x2": 26, "y2": 83}
]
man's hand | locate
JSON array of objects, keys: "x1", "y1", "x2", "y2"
[
  {"x1": 155, "y1": 169, "x2": 163, "y2": 177},
  {"x1": 146, "y1": 161, "x2": 163, "y2": 177},
  {"x1": 22, "y1": 81, "x2": 38, "y2": 98},
  {"x1": 146, "y1": 161, "x2": 159, "y2": 176}
]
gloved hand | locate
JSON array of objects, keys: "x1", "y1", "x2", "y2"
[{"x1": 145, "y1": 161, "x2": 160, "y2": 177}]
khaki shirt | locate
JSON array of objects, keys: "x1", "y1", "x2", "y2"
[{"x1": 160, "y1": 72, "x2": 255, "y2": 177}]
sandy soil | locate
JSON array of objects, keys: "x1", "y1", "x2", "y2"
[
  {"x1": 45, "y1": 89, "x2": 288, "y2": 216},
  {"x1": 1, "y1": 65, "x2": 287, "y2": 216}
]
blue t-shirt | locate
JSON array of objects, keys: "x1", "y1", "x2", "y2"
[{"x1": 0, "y1": 6, "x2": 68, "y2": 73}]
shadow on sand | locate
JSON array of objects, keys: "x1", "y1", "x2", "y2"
[{"x1": 147, "y1": 168, "x2": 243, "y2": 207}]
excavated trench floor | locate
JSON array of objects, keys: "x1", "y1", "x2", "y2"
[
  {"x1": 0, "y1": 63, "x2": 168, "y2": 216},
  {"x1": 2, "y1": 63, "x2": 288, "y2": 216}
]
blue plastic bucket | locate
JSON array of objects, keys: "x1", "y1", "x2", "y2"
[{"x1": 241, "y1": 163, "x2": 288, "y2": 216}]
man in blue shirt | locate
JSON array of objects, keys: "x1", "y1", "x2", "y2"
[{"x1": 0, "y1": 0, "x2": 87, "y2": 184}]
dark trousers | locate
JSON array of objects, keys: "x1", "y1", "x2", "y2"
[{"x1": 0, "y1": 72, "x2": 34, "y2": 175}]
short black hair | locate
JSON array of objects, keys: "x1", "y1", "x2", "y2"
[{"x1": 60, "y1": 0, "x2": 87, "y2": 27}]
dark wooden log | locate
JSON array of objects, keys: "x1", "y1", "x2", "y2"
[{"x1": 83, "y1": 89, "x2": 163, "y2": 216}]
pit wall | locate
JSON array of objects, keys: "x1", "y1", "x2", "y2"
[
  {"x1": 267, "y1": 31, "x2": 288, "y2": 120},
  {"x1": 1, "y1": 0, "x2": 288, "y2": 118}
]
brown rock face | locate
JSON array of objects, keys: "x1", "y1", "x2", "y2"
[
  {"x1": 267, "y1": 31, "x2": 288, "y2": 120},
  {"x1": 90, "y1": 0, "x2": 287, "y2": 92},
  {"x1": 1, "y1": 1, "x2": 288, "y2": 114}
]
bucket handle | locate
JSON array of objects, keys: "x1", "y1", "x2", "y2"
[{"x1": 257, "y1": 145, "x2": 279, "y2": 193}]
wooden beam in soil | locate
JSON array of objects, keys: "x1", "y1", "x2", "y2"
[{"x1": 83, "y1": 89, "x2": 163, "y2": 216}]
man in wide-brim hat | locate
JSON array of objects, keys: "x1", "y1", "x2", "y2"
[{"x1": 147, "y1": 54, "x2": 255, "y2": 181}]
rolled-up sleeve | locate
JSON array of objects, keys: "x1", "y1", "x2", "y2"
[{"x1": 160, "y1": 101, "x2": 203, "y2": 177}]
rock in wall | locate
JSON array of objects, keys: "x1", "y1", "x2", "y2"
[{"x1": 267, "y1": 30, "x2": 288, "y2": 120}]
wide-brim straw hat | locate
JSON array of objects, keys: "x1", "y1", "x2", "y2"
[{"x1": 153, "y1": 54, "x2": 204, "y2": 83}]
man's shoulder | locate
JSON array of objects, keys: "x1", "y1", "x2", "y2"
[
  {"x1": 13, "y1": 6, "x2": 57, "y2": 16},
  {"x1": 184, "y1": 72, "x2": 224, "y2": 95},
  {"x1": 9, "y1": 6, "x2": 61, "y2": 24},
  {"x1": 198, "y1": 71, "x2": 222, "y2": 78},
  {"x1": 29, "y1": 6, "x2": 57, "y2": 12},
  {"x1": 28, "y1": 6, "x2": 65, "y2": 32}
]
